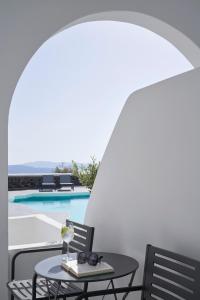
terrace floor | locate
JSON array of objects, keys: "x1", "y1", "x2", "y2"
[{"x1": 8, "y1": 186, "x2": 88, "y2": 224}]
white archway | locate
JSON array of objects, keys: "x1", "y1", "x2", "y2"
[
  {"x1": 61, "y1": 11, "x2": 200, "y2": 68},
  {"x1": 2, "y1": 2, "x2": 200, "y2": 298}
]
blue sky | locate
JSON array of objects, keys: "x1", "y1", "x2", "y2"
[{"x1": 8, "y1": 21, "x2": 192, "y2": 164}]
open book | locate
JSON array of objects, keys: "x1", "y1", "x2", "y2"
[{"x1": 61, "y1": 259, "x2": 114, "y2": 278}]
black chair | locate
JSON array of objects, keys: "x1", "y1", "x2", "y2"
[
  {"x1": 59, "y1": 175, "x2": 74, "y2": 191},
  {"x1": 77, "y1": 244, "x2": 200, "y2": 300},
  {"x1": 40, "y1": 175, "x2": 56, "y2": 191},
  {"x1": 8, "y1": 220, "x2": 94, "y2": 300}
]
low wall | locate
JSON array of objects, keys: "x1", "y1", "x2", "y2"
[
  {"x1": 9, "y1": 215, "x2": 61, "y2": 247},
  {"x1": 8, "y1": 173, "x2": 80, "y2": 190},
  {"x1": 8, "y1": 214, "x2": 62, "y2": 280}
]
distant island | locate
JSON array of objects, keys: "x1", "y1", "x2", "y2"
[{"x1": 8, "y1": 161, "x2": 82, "y2": 174}]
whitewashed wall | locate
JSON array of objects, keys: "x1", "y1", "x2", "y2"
[
  {"x1": 85, "y1": 68, "x2": 200, "y2": 294},
  {"x1": 1, "y1": 1, "x2": 200, "y2": 298}
]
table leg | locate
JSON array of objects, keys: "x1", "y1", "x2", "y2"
[
  {"x1": 55, "y1": 281, "x2": 61, "y2": 300},
  {"x1": 45, "y1": 279, "x2": 51, "y2": 300},
  {"x1": 32, "y1": 273, "x2": 37, "y2": 300},
  {"x1": 83, "y1": 282, "x2": 88, "y2": 300},
  {"x1": 45, "y1": 279, "x2": 61, "y2": 300},
  {"x1": 102, "y1": 281, "x2": 112, "y2": 300},
  {"x1": 110, "y1": 280, "x2": 118, "y2": 300},
  {"x1": 122, "y1": 271, "x2": 136, "y2": 300}
]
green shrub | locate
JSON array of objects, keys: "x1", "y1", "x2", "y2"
[
  {"x1": 54, "y1": 166, "x2": 71, "y2": 173},
  {"x1": 72, "y1": 156, "x2": 99, "y2": 191}
]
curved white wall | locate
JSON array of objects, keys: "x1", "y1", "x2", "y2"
[
  {"x1": 86, "y1": 67, "x2": 200, "y2": 288},
  {"x1": 2, "y1": 1, "x2": 200, "y2": 298},
  {"x1": 64, "y1": 11, "x2": 200, "y2": 68}
]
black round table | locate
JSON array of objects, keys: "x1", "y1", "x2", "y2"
[
  {"x1": 35, "y1": 252, "x2": 139, "y2": 282},
  {"x1": 34, "y1": 252, "x2": 139, "y2": 300}
]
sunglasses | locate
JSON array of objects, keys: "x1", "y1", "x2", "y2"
[{"x1": 77, "y1": 252, "x2": 103, "y2": 266}]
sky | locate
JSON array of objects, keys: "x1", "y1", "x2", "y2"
[{"x1": 8, "y1": 21, "x2": 193, "y2": 165}]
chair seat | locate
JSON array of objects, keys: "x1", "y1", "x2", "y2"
[{"x1": 8, "y1": 277, "x2": 83, "y2": 300}]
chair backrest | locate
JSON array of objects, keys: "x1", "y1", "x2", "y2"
[
  {"x1": 42, "y1": 175, "x2": 54, "y2": 183},
  {"x1": 62, "y1": 220, "x2": 94, "y2": 254},
  {"x1": 60, "y1": 174, "x2": 72, "y2": 184},
  {"x1": 142, "y1": 245, "x2": 200, "y2": 300}
]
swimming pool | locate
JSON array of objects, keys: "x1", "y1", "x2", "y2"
[{"x1": 11, "y1": 192, "x2": 90, "y2": 223}]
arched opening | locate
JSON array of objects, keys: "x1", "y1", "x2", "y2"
[
  {"x1": 2, "y1": 5, "x2": 200, "y2": 299},
  {"x1": 8, "y1": 20, "x2": 194, "y2": 281},
  {"x1": 9, "y1": 20, "x2": 192, "y2": 225}
]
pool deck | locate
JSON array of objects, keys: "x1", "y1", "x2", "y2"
[{"x1": 9, "y1": 186, "x2": 89, "y2": 224}]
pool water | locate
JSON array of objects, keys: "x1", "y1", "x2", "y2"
[{"x1": 11, "y1": 192, "x2": 90, "y2": 223}]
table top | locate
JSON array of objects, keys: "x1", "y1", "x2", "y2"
[{"x1": 35, "y1": 252, "x2": 139, "y2": 283}]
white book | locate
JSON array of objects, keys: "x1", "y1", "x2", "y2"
[{"x1": 61, "y1": 259, "x2": 114, "y2": 277}]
